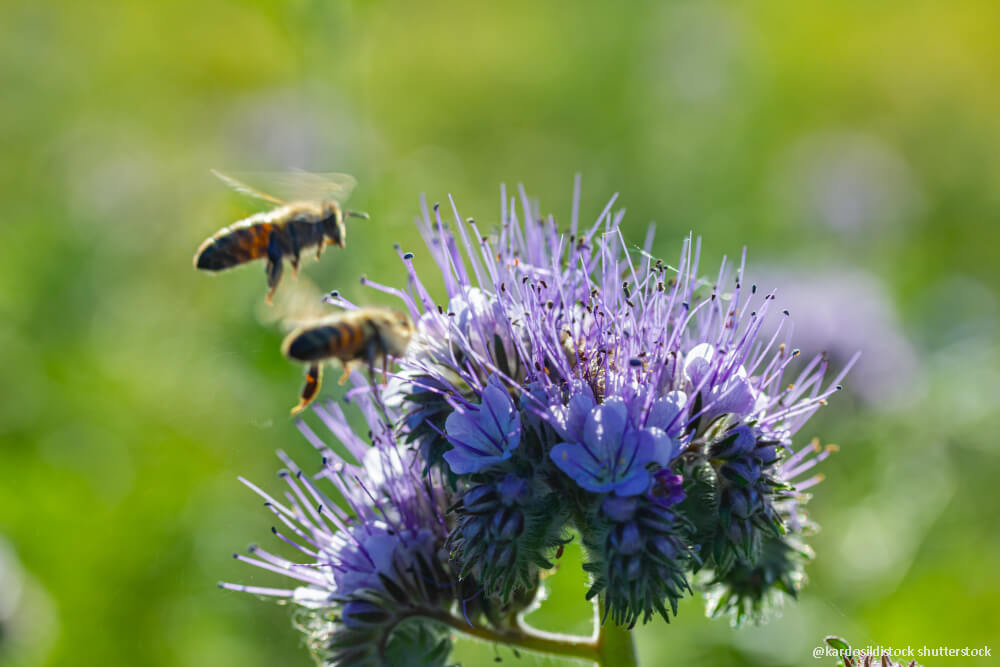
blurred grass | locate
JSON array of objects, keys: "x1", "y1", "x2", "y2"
[{"x1": 1, "y1": 1, "x2": 999, "y2": 665}]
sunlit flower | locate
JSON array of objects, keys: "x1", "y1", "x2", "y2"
[
  {"x1": 365, "y1": 182, "x2": 853, "y2": 624},
  {"x1": 227, "y1": 181, "x2": 853, "y2": 661}
]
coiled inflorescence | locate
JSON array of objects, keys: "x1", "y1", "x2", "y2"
[{"x1": 226, "y1": 181, "x2": 853, "y2": 663}]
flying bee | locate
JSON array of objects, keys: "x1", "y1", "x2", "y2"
[
  {"x1": 280, "y1": 306, "x2": 415, "y2": 415},
  {"x1": 194, "y1": 169, "x2": 369, "y2": 303}
]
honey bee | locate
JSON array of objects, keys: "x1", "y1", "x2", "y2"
[
  {"x1": 194, "y1": 169, "x2": 369, "y2": 303},
  {"x1": 281, "y1": 306, "x2": 415, "y2": 415}
]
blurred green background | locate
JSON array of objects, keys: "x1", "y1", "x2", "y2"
[{"x1": 2, "y1": 1, "x2": 999, "y2": 665}]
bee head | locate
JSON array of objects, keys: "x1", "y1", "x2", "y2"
[
  {"x1": 321, "y1": 205, "x2": 347, "y2": 248},
  {"x1": 395, "y1": 310, "x2": 415, "y2": 333}
]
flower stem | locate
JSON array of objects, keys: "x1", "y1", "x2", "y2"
[
  {"x1": 595, "y1": 614, "x2": 638, "y2": 667},
  {"x1": 421, "y1": 599, "x2": 638, "y2": 666},
  {"x1": 428, "y1": 610, "x2": 601, "y2": 663}
]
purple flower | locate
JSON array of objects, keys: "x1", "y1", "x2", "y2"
[
  {"x1": 298, "y1": 180, "x2": 854, "y2": 629},
  {"x1": 221, "y1": 395, "x2": 458, "y2": 663},
  {"x1": 443, "y1": 375, "x2": 521, "y2": 474},
  {"x1": 551, "y1": 397, "x2": 670, "y2": 496}
]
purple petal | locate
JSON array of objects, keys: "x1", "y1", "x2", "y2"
[
  {"x1": 684, "y1": 343, "x2": 715, "y2": 387},
  {"x1": 706, "y1": 375, "x2": 757, "y2": 421}
]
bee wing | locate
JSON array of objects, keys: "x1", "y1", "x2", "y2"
[
  {"x1": 257, "y1": 278, "x2": 333, "y2": 332},
  {"x1": 211, "y1": 169, "x2": 286, "y2": 205},
  {"x1": 216, "y1": 169, "x2": 357, "y2": 205},
  {"x1": 271, "y1": 169, "x2": 358, "y2": 204}
]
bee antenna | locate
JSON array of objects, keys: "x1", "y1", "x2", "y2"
[{"x1": 346, "y1": 211, "x2": 369, "y2": 220}]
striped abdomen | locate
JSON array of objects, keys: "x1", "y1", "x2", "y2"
[
  {"x1": 282, "y1": 321, "x2": 370, "y2": 364},
  {"x1": 194, "y1": 222, "x2": 279, "y2": 271}
]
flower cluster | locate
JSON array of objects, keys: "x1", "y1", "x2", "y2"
[{"x1": 225, "y1": 183, "x2": 852, "y2": 664}]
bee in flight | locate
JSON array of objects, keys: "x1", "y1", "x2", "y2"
[
  {"x1": 194, "y1": 169, "x2": 369, "y2": 303},
  {"x1": 282, "y1": 306, "x2": 415, "y2": 415},
  {"x1": 263, "y1": 283, "x2": 415, "y2": 415}
]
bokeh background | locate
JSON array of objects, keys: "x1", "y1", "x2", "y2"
[{"x1": 2, "y1": 1, "x2": 999, "y2": 665}]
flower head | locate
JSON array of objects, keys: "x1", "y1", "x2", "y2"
[
  {"x1": 221, "y1": 396, "x2": 461, "y2": 666},
  {"x1": 359, "y1": 182, "x2": 854, "y2": 625}
]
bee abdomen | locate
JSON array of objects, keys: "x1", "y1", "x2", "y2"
[
  {"x1": 194, "y1": 223, "x2": 275, "y2": 271},
  {"x1": 283, "y1": 325, "x2": 345, "y2": 362}
]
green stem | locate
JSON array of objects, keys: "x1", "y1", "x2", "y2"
[
  {"x1": 423, "y1": 598, "x2": 638, "y2": 666},
  {"x1": 595, "y1": 612, "x2": 638, "y2": 667},
  {"x1": 428, "y1": 610, "x2": 601, "y2": 664}
]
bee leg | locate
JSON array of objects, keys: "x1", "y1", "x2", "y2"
[
  {"x1": 337, "y1": 363, "x2": 352, "y2": 385},
  {"x1": 288, "y1": 225, "x2": 301, "y2": 278},
  {"x1": 315, "y1": 239, "x2": 325, "y2": 261},
  {"x1": 364, "y1": 339, "x2": 382, "y2": 387},
  {"x1": 265, "y1": 233, "x2": 284, "y2": 305},
  {"x1": 291, "y1": 363, "x2": 323, "y2": 416}
]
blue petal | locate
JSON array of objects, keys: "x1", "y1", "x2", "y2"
[
  {"x1": 645, "y1": 427, "x2": 680, "y2": 466},
  {"x1": 550, "y1": 443, "x2": 617, "y2": 494},
  {"x1": 555, "y1": 385, "x2": 595, "y2": 441},
  {"x1": 443, "y1": 447, "x2": 507, "y2": 475},
  {"x1": 647, "y1": 391, "x2": 687, "y2": 436},
  {"x1": 444, "y1": 410, "x2": 495, "y2": 455},
  {"x1": 613, "y1": 468, "x2": 651, "y2": 496},
  {"x1": 632, "y1": 429, "x2": 660, "y2": 466},
  {"x1": 585, "y1": 398, "x2": 628, "y2": 458},
  {"x1": 479, "y1": 380, "x2": 520, "y2": 449}
]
